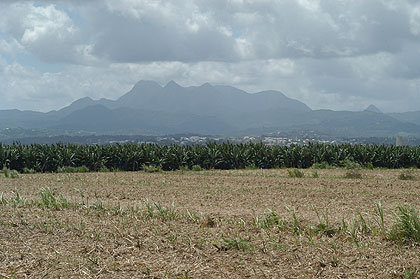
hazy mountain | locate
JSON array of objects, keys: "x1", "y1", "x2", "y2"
[
  {"x1": 60, "y1": 80, "x2": 311, "y2": 118},
  {"x1": 388, "y1": 111, "x2": 420, "y2": 126},
  {"x1": 0, "y1": 80, "x2": 420, "y2": 139},
  {"x1": 365, "y1": 104, "x2": 382, "y2": 114}
]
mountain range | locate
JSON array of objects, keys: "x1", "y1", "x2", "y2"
[{"x1": 1, "y1": 80, "x2": 420, "y2": 139}]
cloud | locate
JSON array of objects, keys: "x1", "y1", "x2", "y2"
[
  {"x1": 0, "y1": 0, "x2": 420, "y2": 114},
  {"x1": 0, "y1": 2, "x2": 96, "y2": 65}
]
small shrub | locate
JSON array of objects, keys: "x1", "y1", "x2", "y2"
[
  {"x1": 343, "y1": 170, "x2": 362, "y2": 179},
  {"x1": 399, "y1": 170, "x2": 416, "y2": 181},
  {"x1": 2, "y1": 167, "x2": 19, "y2": 178},
  {"x1": 191, "y1": 165, "x2": 202, "y2": 171},
  {"x1": 287, "y1": 169, "x2": 304, "y2": 178},
  {"x1": 142, "y1": 164, "x2": 162, "y2": 173}
]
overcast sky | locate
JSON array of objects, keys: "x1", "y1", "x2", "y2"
[{"x1": 1, "y1": 0, "x2": 420, "y2": 113}]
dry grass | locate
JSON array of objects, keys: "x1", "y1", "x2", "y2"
[{"x1": 0, "y1": 168, "x2": 419, "y2": 278}]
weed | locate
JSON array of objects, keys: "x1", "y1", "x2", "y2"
[
  {"x1": 220, "y1": 237, "x2": 253, "y2": 251},
  {"x1": 313, "y1": 207, "x2": 336, "y2": 237},
  {"x1": 11, "y1": 188, "x2": 25, "y2": 207},
  {"x1": 259, "y1": 210, "x2": 286, "y2": 230},
  {"x1": 287, "y1": 169, "x2": 305, "y2": 178},
  {"x1": 286, "y1": 206, "x2": 303, "y2": 235},
  {"x1": 312, "y1": 170, "x2": 319, "y2": 178},
  {"x1": 39, "y1": 187, "x2": 70, "y2": 210},
  {"x1": 90, "y1": 200, "x2": 105, "y2": 211},
  {"x1": 374, "y1": 201, "x2": 385, "y2": 234},
  {"x1": 390, "y1": 205, "x2": 420, "y2": 244}
]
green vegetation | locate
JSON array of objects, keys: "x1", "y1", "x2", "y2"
[
  {"x1": 398, "y1": 170, "x2": 417, "y2": 180},
  {"x1": 0, "y1": 142, "x2": 419, "y2": 173},
  {"x1": 1, "y1": 167, "x2": 19, "y2": 178},
  {"x1": 287, "y1": 168, "x2": 305, "y2": 178},
  {"x1": 343, "y1": 170, "x2": 363, "y2": 179},
  {"x1": 390, "y1": 205, "x2": 420, "y2": 244}
]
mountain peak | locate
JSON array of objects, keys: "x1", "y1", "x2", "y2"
[
  {"x1": 164, "y1": 80, "x2": 182, "y2": 89},
  {"x1": 200, "y1": 82, "x2": 213, "y2": 88},
  {"x1": 365, "y1": 104, "x2": 382, "y2": 113}
]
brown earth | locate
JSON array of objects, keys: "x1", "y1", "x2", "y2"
[{"x1": 0, "y1": 168, "x2": 419, "y2": 278}]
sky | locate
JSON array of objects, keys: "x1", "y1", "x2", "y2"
[{"x1": 1, "y1": 0, "x2": 420, "y2": 113}]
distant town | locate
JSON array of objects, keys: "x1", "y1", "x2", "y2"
[{"x1": 2, "y1": 127, "x2": 419, "y2": 146}]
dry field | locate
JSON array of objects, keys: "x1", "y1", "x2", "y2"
[{"x1": 0, "y1": 168, "x2": 419, "y2": 278}]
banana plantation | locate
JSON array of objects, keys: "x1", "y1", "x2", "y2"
[{"x1": 0, "y1": 142, "x2": 419, "y2": 173}]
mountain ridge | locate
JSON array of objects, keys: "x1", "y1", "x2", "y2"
[{"x1": 1, "y1": 80, "x2": 420, "y2": 139}]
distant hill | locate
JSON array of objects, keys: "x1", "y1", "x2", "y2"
[
  {"x1": 365, "y1": 105, "x2": 382, "y2": 114},
  {"x1": 1, "y1": 80, "x2": 420, "y2": 139},
  {"x1": 388, "y1": 111, "x2": 420, "y2": 126}
]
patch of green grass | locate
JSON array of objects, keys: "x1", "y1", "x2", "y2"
[
  {"x1": 312, "y1": 170, "x2": 319, "y2": 178},
  {"x1": 287, "y1": 169, "x2": 305, "y2": 178}
]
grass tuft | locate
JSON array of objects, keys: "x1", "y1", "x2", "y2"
[
  {"x1": 287, "y1": 169, "x2": 305, "y2": 178},
  {"x1": 191, "y1": 165, "x2": 202, "y2": 171},
  {"x1": 389, "y1": 205, "x2": 420, "y2": 244},
  {"x1": 398, "y1": 170, "x2": 417, "y2": 181},
  {"x1": 39, "y1": 187, "x2": 70, "y2": 210},
  {"x1": 343, "y1": 170, "x2": 362, "y2": 179},
  {"x1": 2, "y1": 167, "x2": 19, "y2": 178},
  {"x1": 219, "y1": 237, "x2": 253, "y2": 251}
]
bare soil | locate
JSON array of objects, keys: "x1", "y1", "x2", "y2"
[{"x1": 0, "y1": 168, "x2": 419, "y2": 278}]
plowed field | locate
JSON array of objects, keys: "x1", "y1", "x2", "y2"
[{"x1": 0, "y1": 169, "x2": 419, "y2": 278}]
